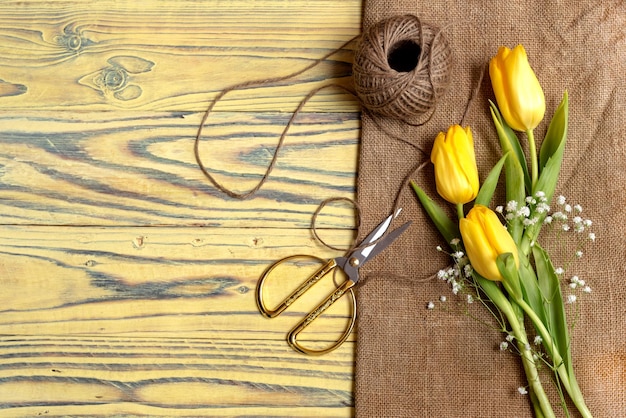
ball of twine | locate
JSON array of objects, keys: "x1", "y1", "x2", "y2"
[{"x1": 353, "y1": 14, "x2": 453, "y2": 122}]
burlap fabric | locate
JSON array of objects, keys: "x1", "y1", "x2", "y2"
[{"x1": 355, "y1": 1, "x2": 625, "y2": 416}]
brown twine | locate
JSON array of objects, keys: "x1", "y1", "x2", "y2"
[
  {"x1": 311, "y1": 197, "x2": 361, "y2": 252},
  {"x1": 353, "y1": 14, "x2": 453, "y2": 124},
  {"x1": 194, "y1": 14, "x2": 452, "y2": 199},
  {"x1": 194, "y1": 36, "x2": 359, "y2": 199}
]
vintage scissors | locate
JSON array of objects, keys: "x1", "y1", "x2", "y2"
[{"x1": 255, "y1": 209, "x2": 411, "y2": 355}]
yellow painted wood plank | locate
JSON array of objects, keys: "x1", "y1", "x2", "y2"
[
  {"x1": 0, "y1": 336, "x2": 354, "y2": 416},
  {"x1": 0, "y1": 1, "x2": 363, "y2": 416},
  {"x1": 0, "y1": 0, "x2": 361, "y2": 112},
  {"x1": 0, "y1": 225, "x2": 357, "y2": 337},
  {"x1": 0, "y1": 225, "x2": 356, "y2": 414},
  {"x1": 0, "y1": 111, "x2": 359, "y2": 227}
]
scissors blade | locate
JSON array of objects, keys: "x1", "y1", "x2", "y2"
[
  {"x1": 359, "y1": 220, "x2": 411, "y2": 264},
  {"x1": 338, "y1": 209, "x2": 410, "y2": 283},
  {"x1": 359, "y1": 208, "x2": 403, "y2": 259}
]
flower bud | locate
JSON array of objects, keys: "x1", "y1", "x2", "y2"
[
  {"x1": 489, "y1": 45, "x2": 545, "y2": 132},
  {"x1": 430, "y1": 125, "x2": 479, "y2": 205},
  {"x1": 460, "y1": 205, "x2": 519, "y2": 281}
]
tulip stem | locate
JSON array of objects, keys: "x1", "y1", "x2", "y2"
[
  {"x1": 512, "y1": 295, "x2": 593, "y2": 418},
  {"x1": 476, "y1": 276, "x2": 555, "y2": 418},
  {"x1": 527, "y1": 129, "x2": 538, "y2": 191},
  {"x1": 456, "y1": 203, "x2": 465, "y2": 220}
]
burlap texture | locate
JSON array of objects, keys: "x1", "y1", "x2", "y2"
[{"x1": 355, "y1": 1, "x2": 625, "y2": 417}]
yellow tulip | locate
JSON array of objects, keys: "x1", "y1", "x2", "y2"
[
  {"x1": 489, "y1": 45, "x2": 545, "y2": 132},
  {"x1": 430, "y1": 125, "x2": 479, "y2": 205},
  {"x1": 460, "y1": 205, "x2": 519, "y2": 281}
]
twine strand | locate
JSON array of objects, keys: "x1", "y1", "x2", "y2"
[
  {"x1": 194, "y1": 36, "x2": 359, "y2": 199},
  {"x1": 195, "y1": 14, "x2": 453, "y2": 199}
]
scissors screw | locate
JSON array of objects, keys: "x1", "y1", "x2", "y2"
[{"x1": 348, "y1": 257, "x2": 360, "y2": 267}]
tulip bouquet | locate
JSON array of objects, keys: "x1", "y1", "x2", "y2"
[{"x1": 411, "y1": 45, "x2": 593, "y2": 417}]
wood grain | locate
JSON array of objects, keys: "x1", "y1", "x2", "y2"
[
  {"x1": 0, "y1": 0, "x2": 362, "y2": 415},
  {"x1": 0, "y1": 111, "x2": 359, "y2": 227},
  {"x1": 0, "y1": 227, "x2": 356, "y2": 415},
  {"x1": 0, "y1": 0, "x2": 360, "y2": 112},
  {"x1": 0, "y1": 337, "x2": 354, "y2": 416}
]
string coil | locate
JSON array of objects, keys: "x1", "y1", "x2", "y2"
[{"x1": 353, "y1": 14, "x2": 452, "y2": 122}]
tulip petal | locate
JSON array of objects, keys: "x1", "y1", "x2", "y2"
[
  {"x1": 461, "y1": 205, "x2": 519, "y2": 282},
  {"x1": 431, "y1": 125, "x2": 479, "y2": 204},
  {"x1": 489, "y1": 45, "x2": 545, "y2": 131},
  {"x1": 460, "y1": 215, "x2": 502, "y2": 281}
]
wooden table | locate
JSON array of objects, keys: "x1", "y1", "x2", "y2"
[{"x1": 0, "y1": 1, "x2": 361, "y2": 416}]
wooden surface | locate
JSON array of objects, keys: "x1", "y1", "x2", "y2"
[{"x1": 0, "y1": 1, "x2": 362, "y2": 416}]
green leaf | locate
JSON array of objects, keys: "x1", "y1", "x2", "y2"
[
  {"x1": 475, "y1": 152, "x2": 508, "y2": 207},
  {"x1": 490, "y1": 106, "x2": 527, "y2": 244},
  {"x1": 539, "y1": 91, "x2": 569, "y2": 172},
  {"x1": 410, "y1": 181, "x2": 460, "y2": 245},
  {"x1": 490, "y1": 101, "x2": 531, "y2": 194},
  {"x1": 535, "y1": 92, "x2": 569, "y2": 203},
  {"x1": 532, "y1": 244, "x2": 572, "y2": 374},
  {"x1": 517, "y1": 254, "x2": 547, "y2": 327},
  {"x1": 474, "y1": 271, "x2": 512, "y2": 315},
  {"x1": 496, "y1": 252, "x2": 522, "y2": 300}
]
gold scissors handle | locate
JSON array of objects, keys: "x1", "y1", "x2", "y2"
[
  {"x1": 256, "y1": 254, "x2": 357, "y2": 355},
  {"x1": 287, "y1": 279, "x2": 356, "y2": 355}
]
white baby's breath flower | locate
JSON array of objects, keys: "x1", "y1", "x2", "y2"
[
  {"x1": 450, "y1": 238, "x2": 460, "y2": 246},
  {"x1": 557, "y1": 195, "x2": 566, "y2": 205},
  {"x1": 576, "y1": 250, "x2": 583, "y2": 258},
  {"x1": 427, "y1": 301, "x2": 435, "y2": 310},
  {"x1": 466, "y1": 294, "x2": 474, "y2": 304},
  {"x1": 567, "y1": 294, "x2": 577, "y2": 304},
  {"x1": 463, "y1": 264, "x2": 473, "y2": 278},
  {"x1": 506, "y1": 200, "x2": 518, "y2": 212},
  {"x1": 554, "y1": 267, "x2": 565, "y2": 275},
  {"x1": 452, "y1": 281, "x2": 461, "y2": 295},
  {"x1": 518, "y1": 206, "x2": 531, "y2": 218},
  {"x1": 500, "y1": 341, "x2": 509, "y2": 351},
  {"x1": 534, "y1": 335, "x2": 543, "y2": 345},
  {"x1": 583, "y1": 286, "x2": 592, "y2": 293},
  {"x1": 523, "y1": 217, "x2": 539, "y2": 226},
  {"x1": 506, "y1": 334, "x2": 515, "y2": 343},
  {"x1": 574, "y1": 204, "x2": 583, "y2": 213},
  {"x1": 536, "y1": 202, "x2": 550, "y2": 213},
  {"x1": 588, "y1": 232, "x2": 596, "y2": 242},
  {"x1": 440, "y1": 295, "x2": 447, "y2": 302},
  {"x1": 518, "y1": 387, "x2": 529, "y2": 395},
  {"x1": 495, "y1": 205, "x2": 504, "y2": 213}
]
